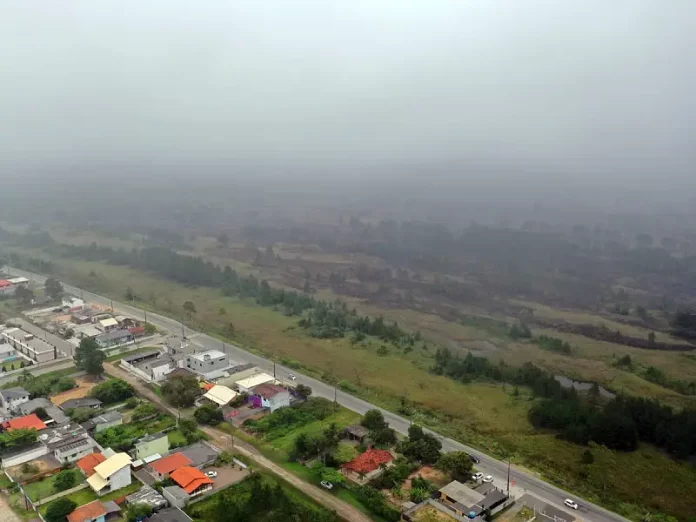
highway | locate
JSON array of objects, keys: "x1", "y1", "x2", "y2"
[{"x1": 9, "y1": 266, "x2": 629, "y2": 522}]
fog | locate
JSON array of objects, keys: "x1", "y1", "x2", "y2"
[{"x1": 1, "y1": 1, "x2": 695, "y2": 194}]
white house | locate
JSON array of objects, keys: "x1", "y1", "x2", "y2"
[
  {"x1": 251, "y1": 383, "x2": 291, "y2": 412},
  {"x1": 203, "y1": 385, "x2": 237, "y2": 406},
  {"x1": 0, "y1": 387, "x2": 30, "y2": 410},
  {"x1": 87, "y1": 452, "x2": 133, "y2": 495},
  {"x1": 235, "y1": 373, "x2": 275, "y2": 393}
]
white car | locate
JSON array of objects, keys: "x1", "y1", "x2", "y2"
[
  {"x1": 205, "y1": 471, "x2": 218, "y2": 478},
  {"x1": 564, "y1": 499, "x2": 579, "y2": 510},
  {"x1": 482, "y1": 475, "x2": 494, "y2": 483},
  {"x1": 472, "y1": 472, "x2": 484, "y2": 481},
  {"x1": 288, "y1": 374, "x2": 297, "y2": 381},
  {"x1": 320, "y1": 481, "x2": 333, "y2": 490}
]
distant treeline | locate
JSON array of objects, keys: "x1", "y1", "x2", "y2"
[{"x1": 433, "y1": 348, "x2": 696, "y2": 458}]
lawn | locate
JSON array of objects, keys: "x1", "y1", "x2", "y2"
[
  {"x1": 96, "y1": 414, "x2": 176, "y2": 451},
  {"x1": 8, "y1": 247, "x2": 696, "y2": 521},
  {"x1": 167, "y1": 429, "x2": 188, "y2": 448},
  {"x1": 24, "y1": 469, "x2": 83, "y2": 501},
  {"x1": 269, "y1": 407, "x2": 360, "y2": 455},
  {"x1": 1, "y1": 366, "x2": 77, "y2": 390},
  {"x1": 39, "y1": 482, "x2": 142, "y2": 515}
]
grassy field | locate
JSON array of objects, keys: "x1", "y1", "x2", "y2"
[
  {"x1": 23, "y1": 469, "x2": 83, "y2": 501},
  {"x1": 39, "y1": 482, "x2": 142, "y2": 515},
  {"x1": 6, "y1": 249, "x2": 696, "y2": 520}
]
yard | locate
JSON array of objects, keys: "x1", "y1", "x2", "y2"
[
  {"x1": 39, "y1": 482, "x2": 142, "y2": 515},
  {"x1": 23, "y1": 469, "x2": 83, "y2": 502},
  {"x1": 49, "y1": 375, "x2": 103, "y2": 406},
  {"x1": 96, "y1": 414, "x2": 176, "y2": 452}
]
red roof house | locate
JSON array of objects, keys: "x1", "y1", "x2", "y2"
[
  {"x1": 67, "y1": 500, "x2": 107, "y2": 522},
  {"x1": 150, "y1": 452, "x2": 193, "y2": 478},
  {"x1": 2, "y1": 413, "x2": 47, "y2": 432},
  {"x1": 170, "y1": 466, "x2": 214, "y2": 497},
  {"x1": 0, "y1": 280, "x2": 12, "y2": 289},
  {"x1": 76, "y1": 452, "x2": 107, "y2": 477},
  {"x1": 342, "y1": 449, "x2": 394, "y2": 476}
]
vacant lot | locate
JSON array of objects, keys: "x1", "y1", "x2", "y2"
[{"x1": 49, "y1": 375, "x2": 101, "y2": 406}]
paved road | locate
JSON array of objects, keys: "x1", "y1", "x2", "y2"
[
  {"x1": 104, "y1": 362, "x2": 372, "y2": 522},
  {"x1": 9, "y1": 267, "x2": 629, "y2": 522}
]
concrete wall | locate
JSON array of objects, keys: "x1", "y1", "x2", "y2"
[{"x1": 1, "y1": 445, "x2": 49, "y2": 468}]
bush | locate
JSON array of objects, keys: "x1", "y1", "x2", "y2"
[
  {"x1": 45, "y1": 498, "x2": 77, "y2": 522},
  {"x1": 131, "y1": 403, "x2": 159, "y2": 422},
  {"x1": 245, "y1": 397, "x2": 336, "y2": 439},
  {"x1": 194, "y1": 404, "x2": 223, "y2": 425},
  {"x1": 55, "y1": 377, "x2": 76, "y2": 393},
  {"x1": 53, "y1": 470, "x2": 77, "y2": 492},
  {"x1": 124, "y1": 397, "x2": 139, "y2": 409},
  {"x1": 90, "y1": 379, "x2": 135, "y2": 404},
  {"x1": 353, "y1": 485, "x2": 400, "y2": 521},
  {"x1": 126, "y1": 504, "x2": 153, "y2": 522},
  {"x1": 67, "y1": 407, "x2": 96, "y2": 423}
]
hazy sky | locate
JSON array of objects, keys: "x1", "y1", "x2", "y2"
[{"x1": 1, "y1": 1, "x2": 694, "y2": 189}]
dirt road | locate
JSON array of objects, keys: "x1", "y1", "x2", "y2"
[{"x1": 105, "y1": 362, "x2": 373, "y2": 522}]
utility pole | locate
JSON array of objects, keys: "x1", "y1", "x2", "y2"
[
  {"x1": 110, "y1": 299, "x2": 113, "y2": 312},
  {"x1": 507, "y1": 459, "x2": 511, "y2": 495},
  {"x1": 144, "y1": 310, "x2": 147, "y2": 324},
  {"x1": 273, "y1": 362, "x2": 276, "y2": 378},
  {"x1": 334, "y1": 385, "x2": 337, "y2": 403}
]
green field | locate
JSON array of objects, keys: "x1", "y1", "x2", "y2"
[
  {"x1": 6, "y1": 248, "x2": 696, "y2": 521},
  {"x1": 23, "y1": 469, "x2": 83, "y2": 502}
]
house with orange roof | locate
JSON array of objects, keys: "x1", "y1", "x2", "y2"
[
  {"x1": 150, "y1": 452, "x2": 193, "y2": 480},
  {"x1": 77, "y1": 452, "x2": 107, "y2": 477},
  {"x1": 341, "y1": 448, "x2": 394, "y2": 484},
  {"x1": 2, "y1": 413, "x2": 47, "y2": 432},
  {"x1": 170, "y1": 466, "x2": 213, "y2": 498},
  {"x1": 66, "y1": 499, "x2": 120, "y2": 522}
]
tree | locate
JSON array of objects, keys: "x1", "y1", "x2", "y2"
[
  {"x1": 74, "y1": 338, "x2": 106, "y2": 376},
  {"x1": 131, "y1": 403, "x2": 159, "y2": 422},
  {"x1": 333, "y1": 442, "x2": 359, "y2": 465},
  {"x1": 320, "y1": 467, "x2": 345, "y2": 485},
  {"x1": 32, "y1": 407, "x2": 49, "y2": 420},
  {"x1": 194, "y1": 404, "x2": 224, "y2": 425},
  {"x1": 436, "y1": 451, "x2": 473, "y2": 482},
  {"x1": 581, "y1": 449, "x2": 594, "y2": 465},
  {"x1": 361, "y1": 409, "x2": 388, "y2": 432},
  {"x1": 91, "y1": 379, "x2": 134, "y2": 403},
  {"x1": 125, "y1": 287, "x2": 135, "y2": 301},
  {"x1": 53, "y1": 470, "x2": 77, "y2": 492},
  {"x1": 296, "y1": 384, "x2": 312, "y2": 400},
  {"x1": 399, "y1": 425, "x2": 442, "y2": 464},
  {"x1": 45, "y1": 498, "x2": 77, "y2": 522},
  {"x1": 44, "y1": 278, "x2": 64, "y2": 300},
  {"x1": 125, "y1": 397, "x2": 139, "y2": 409},
  {"x1": 126, "y1": 504, "x2": 153, "y2": 522},
  {"x1": 183, "y1": 300, "x2": 196, "y2": 317},
  {"x1": 648, "y1": 331, "x2": 656, "y2": 344},
  {"x1": 225, "y1": 322, "x2": 235, "y2": 337},
  {"x1": 14, "y1": 285, "x2": 34, "y2": 305},
  {"x1": 67, "y1": 407, "x2": 96, "y2": 423},
  {"x1": 144, "y1": 322, "x2": 157, "y2": 335},
  {"x1": 162, "y1": 375, "x2": 201, "y2": 407}
]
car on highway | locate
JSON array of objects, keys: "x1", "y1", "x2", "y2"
[
  {"x1": 287, "y1": 374, "x2": 297, "y2": 381},
  {"x1": 320, "y1": 481, "x2": 333, "y2": 490},
  {"x1": 472, "y1": 472, "x2": 484, "y2": 481},
  {"x1": 482, "y1": 475, "x2": 494, "y2": 483},
  {"x1": 564, "y1": 499, "x2": 579, "y2": 510},
  {"x1": 205, "y1": 470, "x2": 218, "y2": 478},
  {"x1": 469, "y1": 454, "x2": 480, "y2": 464}
]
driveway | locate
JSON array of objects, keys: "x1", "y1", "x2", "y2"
[{"x1": 206, "y1": 465, "x2": 249, "y2": 492}]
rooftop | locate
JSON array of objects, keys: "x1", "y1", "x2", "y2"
[
  {"x1": 99, "y1": 318, "x2": 119, "y2": 328},
  {"x1": 203, "y1": 385, "x2": 237, "y2": 406},
  {"x1": 235, "y1": 373, "x2": 275, "y2": 390},
  {"x1": 252, "y1": 383, "x2": 287, "y2": 399},
  {"x1": 149, "y1": 507, "x2": 193, "y2": 522},
  {"x1": 93, "y1": 452, "x2": 132, "y2": 478},
  {"x1": 67, "y1": 500, "x2": 107, "y2": 522},
  {"x1": 170, "y1": 466, "x2": 213, "y2": 494},
  {"x1": 162, "y1": 485, "x2": 190, "y2": 501},
  {"x1": 126, "y1": 485, "x2": 168, "y2": 509},
  {"x1": 344, "y1": 424, "x2": 369, "y2": 438},
  {"x1": 2, "y1": 413, "x2": 47, "y2": 432},
  {"x1": 92, "y1": 410, "x2": 123, "y2": 424},
  {"x1": 0, "y1": 387, "x2": 29, "y2": 400},
  {"x1": 439, "y1": 481, "x2": 486, "y2": 509},
  {"x1": 151, "y1": 452, "x2": 192, "y2": 475},
  {"x1": 178, "y1": 441, "x2": 221, "y2": 468},
  {"x1": 343, "y1": 449, "x2": 394, "y2": 474},
  {"x1": 1, "y1": 328, "x2": 54, "y2": 354},
  {"x1": 137, "y1": 431, "x2": 168, "y2": 444},
  {"x1": 122, "y1": 349, "x2": 160, "y2": 364},
  {"x1": 77, "y1": 452, "x2": 107, "y2": 476},
  {"x1": 51, "y1": 435, "x2": 93, "y2": 453},
  {"x1": 96, "y1": 329, "x2": 132, "y2": 342},
  {"x1": 189, "y1": 350, "x2": 226, "y2": 361},
  {"x1": 61, "y1": 397, "x2": 102, "y2": 410}
]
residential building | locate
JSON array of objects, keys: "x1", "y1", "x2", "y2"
[
  {"x1": 429, "y1": 480, "x2": 508, "y2": 520},
  {"x1": 150, "y1": 452, "x2": 193, "y2": 481},
  {"x1": 0, "y1": 387, "x2": 30, "y2": 410},
  {"x1": 125, "y1": 485, "x2": 168, "y2": 511},
  {"x1": 0, "y1": 441, "x2": 49, "y2": 468},
  {"x1": 162, "y1": 486, "x2": 190, "y2": 509},
  {"x1": 344, "y1": 424, "x2": 369, "y2": 444},
  {"x1": 149, "y1": 507, "x2": 193, "y2": 522},
  {"x1": 1, "y1": 328, "x2": 55, "y2": 362},
  {"x1": 98, "y1": 318, "x2": 119, "y2": 332},
  {"x1": 250, "y1": 383, "x2": 290, "y2": 412},
  {"x1": 77, "y1": 452, "x2": 107, "y2": 477},
  {"x1": 61, "y1": 398, "x2": 102, "y2": 410},
  {"x1": 52, "y1": 435, "x2": 96, "y2": 463},
  {"x1": 177, "y1": 442, "x2": 221, "y2": 468},
  {"x1": 342, "y1": 449, "x2": 394, "y2": 483},
  {"x1": 170, "y1": 466, "x2": 213, "y2": 498},
  {"x1": 67, "y1": 500, "x2": 108, "y2": 522},
  {"x1": 134, "y1": 432, "x2": 170, "y2": 460},
  {"x1": 234, "y1": 373, "x2": 275, "y2": 393},
  {"x1": 83, "y1": 411, "x2": 123, "y2": 434},
  {"x1": 0, "y1": 280, "x2": 16, "y2": 296},
  {"x1": 7, "y1": 277, "x2": 29, "y2": 286},
  {"x1": 95, "y1": 330, "x2": 134, "y2": 349},
  {"x1": 86, "y1": 452, "x2": 133, "y2": 495},
  {"x1": 203, "y1": 385, "x2": 237, "y2": 406},
  {"x1": 166, "y1": 368, "x2": 197, "y2": 380},
  {"x1": 75, "y1": 325, "x2": 102, "y2": 339},
  {"x1": 126, "y1": 355, "x2": 180, "y2": 383},
  {"x1": 62, "y1": 297, "x2": 85, "y2": 311},
  {"x1": 402, "y1": 499, "x2": 467, "y2": 522},
  {"x1": 186, "y1": 350, "x2": 229, "y2": 376},
  {"x1": 121, "y1": 349, "x2": 160, "y2": 368},
  {"x1": 18, "y1": 398, "x2": 69, "y2": 425},
  {"x1": 2, "y1": 413, "x2": 47, "y2": 431}
]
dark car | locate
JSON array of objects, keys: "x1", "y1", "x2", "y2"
[{"x1": 469, "y1": 454, "x2": 480, "y2": 464}]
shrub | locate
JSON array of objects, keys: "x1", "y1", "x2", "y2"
[
  {"x1": 53, "y1": 470, "x2": 77, "y2": 492},
  {"x1": 45, "y1": 498, "x2": 77, "y2": 522},
  {"x1": 124, "y1": 397, "x2": 139, "y2": 409},
  {"x1": 90, "y1": 379, "x2": 135, "y2": 404},
  {"x1": 194, "y1": 404, "x2": 223, "y2": 425}
]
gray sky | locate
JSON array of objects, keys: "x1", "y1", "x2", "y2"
[{"x1": 1, "y1": 1, "x2": 694, "y2": 189}]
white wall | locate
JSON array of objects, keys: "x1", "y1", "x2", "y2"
[
  {"x1": 1, "y1": 445, "x2": 49, "y2": 468},
  {"x1": 107, "y1": 465, "x2": 132, "y2": 493}
]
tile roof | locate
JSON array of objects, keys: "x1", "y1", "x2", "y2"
[
  {"x1": 93, "y1": 452, "x2": 132, "y2": 478},
  {"x1": 2, "y1": 413, "x2": 47, "y2": 432},
  {"x1": 67, "y1": 500, "x2": 107, "y2": 522},
  {"x1": 342, "y1": 449, "x2": 394, "y2": 474},
  {"x1": 170, "y1": 466, "x2": 213, "y2": 494},
  {"x1": 151, "y1": 452, "x2": 192, "y2": 475},
  {"x1": 77, "y1": 452, "x2": 107, "y2": 476},
  {"x1": 252, "y1": 383, "x2": 287, "y2": 399}
]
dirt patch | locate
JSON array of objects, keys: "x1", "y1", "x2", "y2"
[
  {"x1": 403, "y1": 466, "x2": 449, "y2": 490},
  {"x1": 49, "y1": 375, "x2": 102, "y2": 406},
  {"x1": 7, "y1": 455, "x2": 62, "y2": 483}
]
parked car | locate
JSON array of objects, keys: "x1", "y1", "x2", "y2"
[
  {"x1": 482, "y1": 475, "x2": 494, "y2": 483},
  {"x1": 564, "y1": 499, "x2": 579, "y2": 510},
  {"x1": 469, "y1": 454, "x2": 480, "y2": 464},
  {"x1": 205, "y1": 471, "x2": 218, "y2": 478},
  {"x1": 320, "y1": 481, "x2": 333, "y2": 490},
  {"x1": 287, "y1": 374, "x2": 297, "y2": 381},
  {"x1": 472, "y1": 472, "x2": 484, "y2": 481}
]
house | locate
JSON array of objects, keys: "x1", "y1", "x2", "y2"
[
  {"x1": 121, "y1": 349, "x2": 161, "y2": 367},
  {"x1": 62, "y1": 297, "x2": 85, "y2": 311},
  {"x1": 0, "y1": 441, "x2": 49, "y2": 468},
  {"x1": 1, "y1": 328, "x2": 55, "y2": 362},
  {"x1": 234, "y1": 373, "x2": 275, "y2": 393},
  {"x1": 127, "y1": 355, "x2": 180, "y2": 383},
  {"x1": 2, "y1": 413, "x2": 47, "y2": 431},
  {"x1": 98, "y1": 318, "x2": 119, "y2": 332},
  {"x1": 186, "y1": 350, "x2": 230, "y2": 377},
  {"x1": 18, "y1": 397, "x2": 69, "y2": 425},
  {"x1": 125, "y1": 485, "x2": 168, "y2": 511},
  {"x1": 401, "y1": 499, "x2": 468, "y2": 522},
  {"x1": 77, "y1": 452, "x2": 107, "y2": 477},
  {"x1": 67, "y1": 500, "x2": 121, "y2": 522},
  {"x1": 134, "y1": 432, "x2": 170, "y2": 460},
  {"x1": 86, "y1": 452, "x2": 133, "y2": 495},
  {"x1": 342, "y1": 449, "x2": 394, "y2": 483},
  {"x1": 166, "y1": 368, "x2": 197, "y2": 380},
  {"x1": 177, "y1": 442, "x2": 221, "y2": 468},
  {"x1": 52, "y1": 434, "x2": 96, "y2": 463},
  {"x1": 75, "y1": 325, "x2": 102, "y2": 339},
  {"x1": 170, "y1": 466, "x2": 213, "y2": 498},
  {"x1": 7, "y1": 277, "x2": 29, "y2": 286},
  {"x1": 0, "y1": 387, "x2": 30, "y2": 410},
  {"x1": 61, "y1": 398, "x2": 103, "y2": 411},
  {"x1": 344, "y1": 424, "x2": 369, "y2": 444},
  {"x1": 83, "y1": 411, "x2": 123, "y2": 434},
  {"x1": 250, "y1": 383, "x2": 290, "y2": 412},
  {"x1": 95, "y1": 330, "x2": 134, "y2": 349},
  {"x1": 203, "y1": 385, "x2": 237, "y2": 406},
  {"x1": 149, "y1": 507, "x2": 193, "y2": 522},
  {"x1": 0, "y1": 280, "x2": 16, "y2": 296},
  {"x1": 150, "y1": 452, "x2": 193, "y2": 480},
  {"x1": 162, "y1": 485, "x2": 190, "y2": 509},
  {"x1": 436, "y1": 481, "x2": 488, "y2": 519}
]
